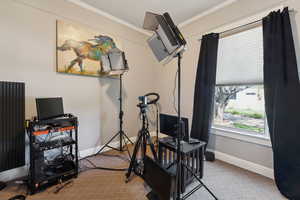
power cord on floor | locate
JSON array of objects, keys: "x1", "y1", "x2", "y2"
[
  {"x1": 6, "y1": 151, "x2": 129, "y2": 200},
  {"x1": 79, "y1": 154, "x2": 128, "y2": 172},
  {"x1": 8, "y1": 195, "x2": 26, "y2": 200},
  {"x1": 53, "y1": 180, "x2": 73, "y2": 194},
  {"x1": 7, "y1": 180, "x2": 29, "y2": 200}
]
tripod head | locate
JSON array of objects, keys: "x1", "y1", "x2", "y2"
[{"x1": 137, "y1": 93, "x2": 160, "y2": 113}]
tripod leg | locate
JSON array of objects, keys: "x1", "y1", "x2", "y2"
[
  {"x1": 183, "y1": 164, "x2": 218, "y2": 200},
  {"x1": 123, "y1": 132, "x2": 134, "y2": 145},
  {"x1": 96, "y1": 132, "x2": 121, "y2": 155},
  {"x1": 142, "y1": 131, "x2": 147, "y2": 159},
  {"x1": 145, "y1": 131, "x2": 158, "y2": 161},
  {"x1": 126, "y1": 131, "x2": 143, "y2": 181},
  {"x1": 122, "y1": 134, "x2": 132, "y2": 160}
]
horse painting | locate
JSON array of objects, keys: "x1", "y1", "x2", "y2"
[{"x1": 57, "y1": 35, "x2": 117, "y2": 73}]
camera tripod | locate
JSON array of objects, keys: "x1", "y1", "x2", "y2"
[{"x1": 126, "y1": 94, "x2": 159, "y2": 182}]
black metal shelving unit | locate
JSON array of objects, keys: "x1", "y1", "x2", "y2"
[{"x1": 27, "y1": 115, "x2": 78, "y2": 194}]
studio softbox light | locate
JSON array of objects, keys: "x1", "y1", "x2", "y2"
[
  {"x1": 101, "y1": 48, "x2": 129, "y2": 76},
  {"x1": 143, "y1": 12, "x2": 186, "y2": 64}
]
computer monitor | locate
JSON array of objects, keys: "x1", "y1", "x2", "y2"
[
  {"x1": 159, "y1": 113, "x2": 189, "y2": 139},
  {"x1": 36, "y1": 97, "x2": 64, "y2": 120}
]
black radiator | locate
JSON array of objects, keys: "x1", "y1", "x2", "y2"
[{"x1": 0, "y1": 81, "x2": 25, "y2": 172}]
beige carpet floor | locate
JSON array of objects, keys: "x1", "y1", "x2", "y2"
[{"x1": 0, "y1": 149, "x2": 287, "y2": 200}]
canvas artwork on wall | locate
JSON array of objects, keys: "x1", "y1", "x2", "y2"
[{"x1": 56, "y1": 20, "x2": 122, "y2": 77}]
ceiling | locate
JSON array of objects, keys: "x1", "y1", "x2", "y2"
[{"x1": 75, "y1": 0, "x2": 232, "y2": 30}]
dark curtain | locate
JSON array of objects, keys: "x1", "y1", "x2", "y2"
[
  {"x1": 263, "y1": 7, "x2": 300, "y2": 199},
  {"x1": 191, "y1": 33, "x2": 219, "y2": 144}
]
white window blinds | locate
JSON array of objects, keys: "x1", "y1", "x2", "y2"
[{"x1": 216, "y1": 26, "x2": 264, "y2": 85}]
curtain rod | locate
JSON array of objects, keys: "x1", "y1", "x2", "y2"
[{"x1": 198, "y1": 9, "x2": 295, "y2": 41}]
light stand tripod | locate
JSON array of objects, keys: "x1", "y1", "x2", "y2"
[
  {"x1": 174, "y1": 53, "x2": 218, "y2": 200},
  {"x1": 96, "y1": 74, "x2": 133, "y2": 158},
  {"x1": 125, "y1": 93, "x2": 159, "y2": 182}
]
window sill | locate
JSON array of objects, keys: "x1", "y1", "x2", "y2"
[{"x1": 211, "y1": 126, "x2": 272, "y2": 147}]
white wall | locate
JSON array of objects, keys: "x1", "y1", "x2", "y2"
[
  {"x1": 0, "y1": 0, "x2": 158, "y2": 181},
  {"x1": 155, "y1": 0, "x2": 300, "y2": 172}
]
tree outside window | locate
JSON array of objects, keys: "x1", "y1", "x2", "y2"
[{"x1": 213, "y1": 85, "x2": 266, "y2": 136}]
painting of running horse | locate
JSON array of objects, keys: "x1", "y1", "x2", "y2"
[{"x1": 56, "y1": 20, "x2": 122, "y2": 77}]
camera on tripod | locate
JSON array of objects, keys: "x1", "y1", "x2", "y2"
[
  {"x1": 137, "y1": 95, "x2": 148, "y2": 112},
  {"x1": 138, "y1": 95, "x2": 148, "y2": 107},
  {"x1": 137, "y1": 93, "x2": 160, "y2": 111},
  {"x1": 126, "y1": 92, "x2": 160, "y2": 181}
]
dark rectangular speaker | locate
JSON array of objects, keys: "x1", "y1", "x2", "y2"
[{"x1": 0, "y1": 81, "x2": 25, "y2": 172}]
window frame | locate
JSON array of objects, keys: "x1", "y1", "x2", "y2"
[{"x1": 211, "y1": 125, "x2": 272, "y2": 147}]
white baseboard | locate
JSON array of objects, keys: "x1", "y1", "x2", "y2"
[
  {"x1": 0, "y1": 135, "x2": 139, "y2": 182},
  {"x1": 80, "y1": 132, "x2": 162, "y2": 158},
  {"x1": 213, "y1": 150, "x2": 274, "y2": 179},
  {"x1": 0, "y1": 165, "x2": 29, "y2": 182},
  {"x1": 85, "y1": 133, "x2": 275, "y2": 180},
  {"x1": 2, "y1": 133, "x2": 273, "y2": 183},
  {"x1": 79, "y1": 135, "x2": 138, "y2": 158},
  {"x1": 79, "y1": 132, "x2": 162, "y2": 158},
  {"x1": 141, "y1": 133, "x2": 274, "y2": 180}
]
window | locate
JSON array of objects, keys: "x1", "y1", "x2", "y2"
[
  {"x1": 213, "y1": 25, "x2": 269, "y2": 138},
  {"x1": 214, "y1": 85, "x2": 266, "y2": 136}
]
